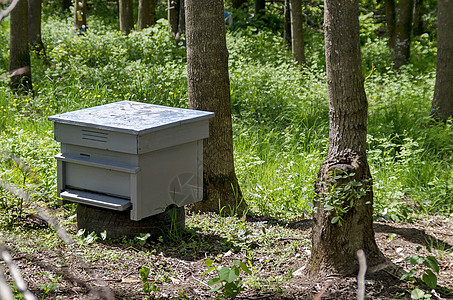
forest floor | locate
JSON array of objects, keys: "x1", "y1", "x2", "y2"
[{"x1": 1, "y1": 209, "x2": 452, "y2": 299}]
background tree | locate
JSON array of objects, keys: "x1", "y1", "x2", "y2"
[
  {"x1": 28, "y1": 0, "x2": 45, "y2": 55},
  {"x1": 168, "y1": 0, "x2": 184, "y2": 41},
  {"x1": 412, "y1": 0, "x2": 424, "y2": 36},
  {"x1": 232, "y1": 0, "x2": 246, "y2": 9},
  {"x1": 289, "y1": 0, "x2": 305, "y2": 65},
  {"x1": 185, "y1": 0, "x2": 247, "y2": 216},
  {"x1": 74, "y1": 0, "x2": 87, "y2": 32},
  {"x1": 393, "y1": 0, "x2": 413, "y2": 69},
  {"x1": 309, "y1": 0, "x2": 384, "y2": 275},
  {"x1": 61, "y1": 0, "x2": 71, "y2": 13},
  {"x1": 431, "y1": 0, "x2": 453, "y2": 121},
  {"x1": 283, "y1": 0, "x2": 291, "y2": 45},
  {"x1": 9, "y1": 0, "x2": 32, "y2": 93},
  {"x1": 119, "y1": 0, "x2": 134, "y2": 34},
  {"x1": 137, "y1": 0, "x2": 155, "y2": 30},
  {"x1": 384, "y1": 0, "x2": 396, "y2": 50},
  {"x1": 254, "y1": 0, "x2": 265, "y2": 19}
]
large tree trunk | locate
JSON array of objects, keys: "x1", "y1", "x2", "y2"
[
  {"x1": 74, "y1": 0, "x2": 87, "y2": 32},
  {"x1": 185, "y1": 0, "x2": 247, "y2": 216},
  {"x1": 9, "y1": 0, "x2": 32, "y2": 93},
  {"x1": 28, "y1": 0, "x2": 45, "y2": 55},
  {"x1": 393, "y1": 0, "x2": 413, "y2": 69},
  {"x1": 137, "y1": 0, "x2": 155, "y2": 30},
  {"x1": 289, "y1": 0, "x2": 305, "y2": 65},
  {"x1": 119, "y1": 0, "x2": 134, "y2": 34},
  {"x1": 384, "y1": 0, "x2": 396, "y2": 50},
  {"x1": 309, "y1": 0, "x2": 384, "y2": 276},
  {"x1": 431, "y1": 0, "x2": 453, "y2": 121}
]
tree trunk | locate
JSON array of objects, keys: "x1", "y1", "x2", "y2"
[
  {"x1": 177, "y1": 0, "x2": 185, "y2": 39},
  {"x1": 9, "y1": 0, "x2": 32, "y2": 93},
  {"x1": 119, "y1": 0, "x2": 134, "y2": 34},
  {"x1": 74, "y1": 0, "x2": 87, "y2": 32},
  {"x1": 137, "y1": 0, "x2": 155, "y2": 30},
  {"x1": 290, "y1": 0, "x2": 305, "y2": 65},
  {"x1": 384, "y1": 0, "x2": 396, "y2": 50},
  {"x1": 309, "y1": 0, "x2": 384, "y2": 276},
  {"x1": 185, "y1": 0, "x2": 247, "y2": 216},
  {"x1": 393, "y1": 0, "x2": 413, "y2": 69},
  {"x1": 62, "y1": 0, "x2": 72, "y2": 12},
  {"x1": 168, "y1": 0, "x2": 179, "y2": 36},
  {"x1": 232, "y1": 0, "x2": 246, "y2": 9},
  {"x1": 254, "y1": 0, "x2": 265, "y2": 19},
  {"x1": 283, "y1": 0, "x2": 291, "y2": 45},
  {"x1": 412, "y1": 0, "x2": 424, "y2": 36},
  {"x1": 28, "y1": 0, "x2": 45, "y2": 55},
  {"x1": 431, "y1": 0, "x2": 453, "y2": 121}
]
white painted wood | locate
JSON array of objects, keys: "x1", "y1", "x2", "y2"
[{"x1": 61, "y1": 189, "x2": 132, "y2": 211}]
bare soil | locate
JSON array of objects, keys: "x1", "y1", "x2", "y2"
[{"x1": 1, "y1": 211, "x2": 452, "y2": 299}]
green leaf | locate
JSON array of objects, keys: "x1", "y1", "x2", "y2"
[
  {"x1": 406, "y1": 255, "x2": 424, "y2": 265},
  {"x1": 331, "y1": 216, "x2": 340, "y2": 224},
  {"x1": 422, "y1": 269, "x2": 437, "y2": 289},
  {"x1": 217, "y1": 266, "x2": 239, "y2": 283},
  {"x1": 411, "y1": 288, "x2": 425, "y2": 299},
  {"x1": 207, "y1": 277, "x2": 222, "y2": 287},
  {"x1": 205, "y1": 258, "x2": 214, "y2": 267},
  {"x1": 400, "y1": 269, "x2": 417, "y2": 280},
  {"x1": 239, "y1": 261, "x2": 252, "y2": 275},
  {"x1": 423, "y1": 256, "x2": 439, "y2": 274}
]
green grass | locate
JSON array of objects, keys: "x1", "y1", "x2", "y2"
[{"x1": 0, "y1": 10, "x2": 452, "y2": 226}]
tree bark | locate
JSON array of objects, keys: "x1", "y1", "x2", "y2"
[
  {"x1": 9, "y1": 0, "x2": 32, "y2": 93},
  {"x1": 232, "y1": 0, "x2": 246, "y2": 9},
  {"x1": 384, "y1": 0, "x2": 396, "y2": 50},
  {"x1": 137, "y1": 0, "x2": 155, "y2": 30},
  {"x1": 309, "y1": 0, "x2": 384, "y2": 276},
  {"x1": 431, "y1": 0, "x2": 453, "y2": 121},
  {"x1": 254, "y1": 0, "x2": 265, "y2": 19},
  {"x1": 289, "y1": 0, "x2": 305, "y2": 65},
  {"x1": 393, "y1": 0, "x2": 413, "y2": 69},
  {"x1": 283, "y1": 0, "x2": 291, "y2": 45},
  {"x1": 74, "y1": 0, "x2": 87, "y2": 32},
  {"x1": 119, "y1": 0, "x2": 134, "y2": 34},
  {"x1": 168, "y1": 0, "x2": 179, "y2": 36},
  {"x1": 28, "y1": 0, "x2": 45, "y2": 56},
  {"x1": 185, "y1": 0, "x2": 247, "y2": 216},
  {"x1": 412, "y1": 0, "x2": 424, "y2": 36}
]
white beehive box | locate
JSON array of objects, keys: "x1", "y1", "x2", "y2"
[{"x1": 48, "y1": 100, "x2": 214, "y2": 221}]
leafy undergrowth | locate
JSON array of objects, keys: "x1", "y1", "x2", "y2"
[{"x1": 0, "y1": 207, "x2": 452, "y2": 299}]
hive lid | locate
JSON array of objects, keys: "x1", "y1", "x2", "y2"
[{"x1": 48, "y1": 101, "x2": 214, "y2": 135}]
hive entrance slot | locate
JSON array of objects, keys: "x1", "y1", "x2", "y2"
[{"x1": 61, "y1": 188, "x2": 132, "y2": 211}]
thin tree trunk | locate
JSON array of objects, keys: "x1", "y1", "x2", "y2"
[
  {"x1": 290, "y1": 0, "x2": 305, "y2": 65},
  {"x1": 119, "y1": 0, "x2": 134, "y2": 34},
  {"x1": 412, "y1": 0, "x2": 423, "y2": 36},
  {"x1": 9, "y1": 0, "x2": 32, "y2": 93},
  {"x1": 185, "y1": 0, "x2": 247, "y2": 216},
  {"x1": 168, "y1": 0, "x2": 179, "y2": 37},
  {"x1": 28, "y1": 0, "x2": 45, "y2": 56},
  {"x1": 74, "y1": 0, "x2": 87, "y2": 32},
  {"x1": 177, "y1": 0, "x2": 185, "y2": 39},
  {"x1": 393, "y1": 0, "x2": 413, "y2": 69},
  {"x1": 232, "y1": 0, "x2": 246, "y2": 9},
  {"x1": 254, "y1": 0, "x2": 265, "y2": 19},
  {"x1": 384, "y1": 0, "x2": 396, "y2": 50},
  {"x1": 137, "y1": 0, "x2": 155, "y2": 30},
  {"x1": 284, "y1": 0, "x2": 291, "y2": 45},
  {"x1": 309, "y1": 0, "x2": 384, "y2": 276},
  {"x1": 431, "y1": 0, "x2": 453, "y2": 121}
]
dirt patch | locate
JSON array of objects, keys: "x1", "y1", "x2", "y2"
[{"x1": 1, "y1": 212, "x2": 452, "y2": 299}]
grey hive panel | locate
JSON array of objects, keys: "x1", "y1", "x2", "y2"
[{"x1": 49, "y1": 101, "x2": 213, "y2": 220}]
